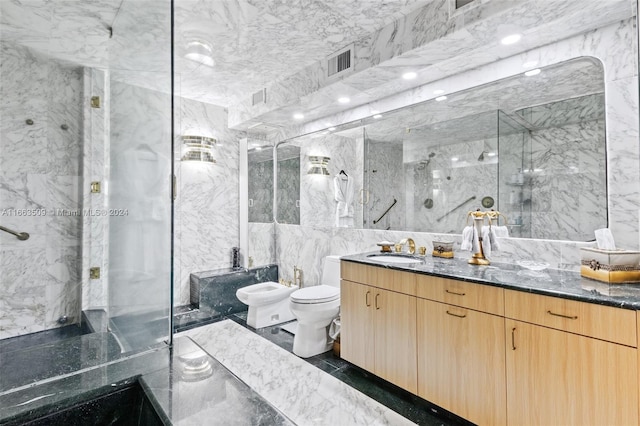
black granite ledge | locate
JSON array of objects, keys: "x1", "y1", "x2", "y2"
[
  {"x1": 341, "y1": 252, "x2": 640, "y2": 310},
  {"x1": 0, "y1": 347, "x2": 171, "y2": 423}
]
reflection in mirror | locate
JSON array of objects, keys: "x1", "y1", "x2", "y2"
[
  {"x1": 512, "y1": 92, "x2": 606, "y2": 240},
  {"x1": 248, "y1": 145, "x2": 274, "y2": 223},
  {"x1": 276, "y1": 145, "x2": 301, "y2": 225},
  {"x1": 280, "y1": 57, "x2": 606, "y2": 241}
]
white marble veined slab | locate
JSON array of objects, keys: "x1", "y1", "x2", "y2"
[{"x1": 180, "y1": 320, "x2": 416, "y2": 426}]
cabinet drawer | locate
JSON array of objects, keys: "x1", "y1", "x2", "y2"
[
  {"x1": 416, "y1": 275, "x2": 504, "y2": 316},
  {"x1": 341, "y1": 261, "x2": 416, "y2": 296},
  {"x1": 505, "y1": 289, "x2": 637, "y2": 347}
]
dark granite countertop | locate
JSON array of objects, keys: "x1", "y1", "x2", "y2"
[{"x1": 341, "y1": 252, "x2": 640, "y2": 310}]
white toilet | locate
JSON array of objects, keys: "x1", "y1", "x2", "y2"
[
  {"x1": 289, "y1": 255, "x2": 342, "y2": 358},
  {"x1": 236, "y1": 282, "x2": 298, "y2": 329}
]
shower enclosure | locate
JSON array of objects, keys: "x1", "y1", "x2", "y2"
[{"x1": 0, "y1": 0, "x2": 173, "y2": 397}]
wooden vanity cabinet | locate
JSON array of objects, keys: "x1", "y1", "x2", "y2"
[
  {"x1": 340, "y1": 261, "x2": 640, "y2": 426},
  {"x1": 416, "y1": 276, "x2": 507, "y2": 425},
  {"x1": 340, "y1": 262, "x2": 417, "y2": 393},
  {"x1": 504, "y1": 290, "x2": 639, "y2": 426}
]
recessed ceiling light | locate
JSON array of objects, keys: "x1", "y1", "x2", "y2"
[
  {"x1": 293, "y1": 113, "x2": 304, "y2": 120},
  {"x1": 402, "y1": 71, "x2": 417, "y2": 80},
  {"x1": 451, "y1": 157, "x2": 459, "y2": 162},
  {"x1": 522, "y1": 60, "x2": 538, "y2": 68},
  {"x1": 328, "y1": 127, "x2": 336, "y2": 131},
  {"x1": 255, "y1": 146, "x2": 262, "y2": 151},
  {"x1": 433, "y1": 89, "x2": 445, "y2": 95},
  {"x1": 524, "y1": 68, "x2": 541, "y2": 77},
  {"x1": 501, "y1": 33, "x2": 522, "y2": 45},
  {"x1": 373, "y1": 114, "x2": 382, "y2": 119},
  {"x1": 338, "y1": 97, "x2": 350, "y2": 104},
  {"x1": 487, "y1": 152, "x2": 497, "y2": 157},
  {"x1": 184, "y1": 41, "x2": 215, "y2": 67},
  {"x1": 435, "y1": 96, "x2": 447, "y2": 102}
]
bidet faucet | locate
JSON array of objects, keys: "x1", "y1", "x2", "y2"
[
  {"x1": 293, "y1": 265, "x2": 304, "y2": 288},
  {"x1": 399, "y1": 238, "x2": 416, "y2": 254}
]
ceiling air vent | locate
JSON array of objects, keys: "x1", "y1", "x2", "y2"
[
  {"x1": 456, "y1": 0, "x2": 475, "y2": 9},
  {"x1": 252, "y1": 88, "x2": 266, "y2": 106},
  {"x1": 327, "y1": 44, "x2": 354, "y2": 79}
]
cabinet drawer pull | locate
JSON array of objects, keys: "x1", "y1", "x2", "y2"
[
  {"x1": 365, "y1": 291, "x2": 371, "y2": 307},
  {"x1": 547, "y1": 310, "x2": 578, "y2": 320},
  {"x1": 445, "y1": 289, "x2": 465, "y2": 296},
  {"x1": 375, "y1": 293, "x2": 380, "y2": 310},
  {"x1": 511, "y1": 327, "x2": 516, "y2": 350},
  {"x1": 446, "y1": 310, "x2": 466, "y2": 318}
]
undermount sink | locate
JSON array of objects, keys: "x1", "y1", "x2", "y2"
[{"x1": 366, "y1": 254, "x2": 423, "y2": 264}]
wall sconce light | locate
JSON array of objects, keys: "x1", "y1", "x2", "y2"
[
  {"x1": 181, "y1": 135, "x2": 216, "y2": 163},
  {"x1": 307, "y1": 156, "x2": 330, "y2": 175}
]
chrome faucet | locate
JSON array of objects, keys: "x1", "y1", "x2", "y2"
[
  {"x1": 293, "y1": 265, "x2": 304, "y2": 288},
  {"x1": 399, "y1": 238, "x2": 416, "y2": 254}
]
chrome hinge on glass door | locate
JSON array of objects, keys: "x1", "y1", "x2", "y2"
[{"x1": 172, "y1": 174, "x2": 177, "y2": 201}]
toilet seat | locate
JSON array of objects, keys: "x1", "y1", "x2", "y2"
[{"x1": 290, "y1": 285, "x2": 340, "y2": 304}]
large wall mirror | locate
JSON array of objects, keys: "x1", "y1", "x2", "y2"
[{"x1": 275, "y1": 57, "x2": 606, "y2": 241}]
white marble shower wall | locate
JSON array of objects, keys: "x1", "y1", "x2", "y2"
[
  {"x1": 272, "y1": 14, "x2": 639, "y2": 279},
  {"x1": 0, "y1": 41, "x2": 83, "y2": 338},
  {"x1": 174, "y1": 97, "x2": 244, "y2": 306},
  {"x1": 404, "y1": 138, "x2": 498, "y2": 234},
  {"x1": 529, "y1": 120, "x2": 607, "y2": 241},
  {"x1": 366, "y1": 141, "x2": 404, "y2": 231}
]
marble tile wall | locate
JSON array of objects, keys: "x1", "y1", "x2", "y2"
[
  {"x1": 405, "y1": 138, "x2": 498, "y2": 234},
  {"x1": 276, "y1": 157, "x2": 300, "y2": 225},
  {"x1": 174, "y1": 97, "x2": 244, "y2": 306},
  {"x1": 365, "y1": 141, "x2": 404, "y2": 230},
  {"x1": 248, "y1": 158, "x2": 273, "y2": 223},
  {"x1": 0, "y1": 41, "x2": 83, "y2": 338},
  {"x1": 247, "y1": 222, "x2": 275, "y2": 268},
  {"x1": 529, "y1": 120, "x2": 607, "y2": 241}
]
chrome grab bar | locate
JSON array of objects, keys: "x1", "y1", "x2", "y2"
[
  {"x1": 373, "y1": 198, "x2": 397, "y2": 225},
  {"x1": 436, "y1": 196, "x2": 477, "y2": 222},
  {"x1": 0, "y1": 225, "x2": 29, "y2": 240}
]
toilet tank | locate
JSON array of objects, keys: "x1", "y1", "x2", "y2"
[{"x1": 322, "y1": 255, "x2": 342, "y2": 287}]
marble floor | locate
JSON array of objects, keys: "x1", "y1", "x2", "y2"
[{"x1": 180, "y1": 315, "x2": 470, "y2": 426}]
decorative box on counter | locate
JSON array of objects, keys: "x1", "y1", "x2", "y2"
[
  {"x1": 580, "y1": 247, "x2": 640, "y2": 284},
  {"x1": 432, "y1": 241, "x2": 454, "y2": 259}
]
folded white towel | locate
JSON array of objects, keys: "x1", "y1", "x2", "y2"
[
  {"x1": 481, "y1": 226, "x2": 492, "y2": 258},
  {"x1": 460, "y1": 226, "x2": 474, "y2": 251},
  {"x1": 488, "y1": 227, "x2": 500, "y2": 252},
  {"x1": 493, "y1": 226, "x2": 509, "y2": 238}
]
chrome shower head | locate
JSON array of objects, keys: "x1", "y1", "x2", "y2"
[{"x1": 478, "y1": 151, "x2": 486, "y2": 161}]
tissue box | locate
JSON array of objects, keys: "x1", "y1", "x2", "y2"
[{"x1": 580, "y1": 248, "x2": 640, "y2": 284}]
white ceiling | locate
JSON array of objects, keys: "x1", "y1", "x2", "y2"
[
  {"x1": 0, "y1": 0, "x2": 433, "y2": 106},
  {"x1": 174, "y1": 0, "x2": 434, "y2": 106}
]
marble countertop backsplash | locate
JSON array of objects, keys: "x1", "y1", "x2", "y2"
[{"x1": 341, "y1": 252, "x2": 640, "y2": 310}]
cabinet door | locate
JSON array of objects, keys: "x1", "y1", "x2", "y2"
[
  {"x1": 340, "y1": 280, "x2": 375, "y2": 372},
  {"x1": 374, "y1": 288, "x2": 417, "y2": 393},
  {"x1": 418, "y1": 299, "x2": 506, "y2": 425},
  {"x1": 506, "y1": 319, "x2": 638, "y2": 426}
]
